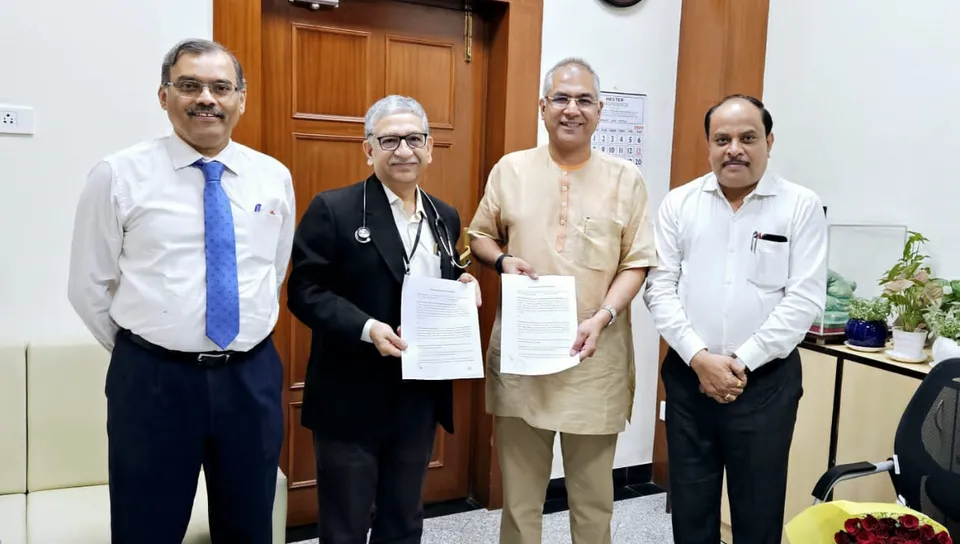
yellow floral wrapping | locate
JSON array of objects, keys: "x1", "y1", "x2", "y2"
[{"x1": 785, "y1": 500, "x2": 950, "y2": 543}]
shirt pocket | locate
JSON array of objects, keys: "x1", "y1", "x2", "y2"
[
  {"x1": 242, "y1": 211, "x2": 283, "y2": 262},
  {"x1": 574, "y1": 217, "x2": 622, "y2": 271},
  {"x1": 749, "y1": 238, "x2": 790, "y2": 289}
]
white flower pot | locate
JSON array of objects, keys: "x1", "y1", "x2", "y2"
[
  {"x1": 891, "y1": 328, "x2": 928, "y2": 360},
  {"x1": 932, "y1": 336, "x2": 960, "y2": 366}
]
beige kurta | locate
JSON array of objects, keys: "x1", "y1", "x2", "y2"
[{"x1": 468, "y1": 145, "x2": 658, "y2": 435}]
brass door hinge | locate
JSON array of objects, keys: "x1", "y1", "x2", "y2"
[{"x1": 464, "y1": 10, "x2": 473, "y2": 63}]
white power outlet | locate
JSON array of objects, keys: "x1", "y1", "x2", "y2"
[{"x1": 0, "y1": 104, "x2": 35, "y2": 135}]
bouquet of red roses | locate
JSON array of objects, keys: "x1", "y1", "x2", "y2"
[
  {"x1": 834, "y1": 513, "x2": 952, "y2": 544},
  {"x1": 785, "y1": 501, "x2": 951, "y2": 544}
]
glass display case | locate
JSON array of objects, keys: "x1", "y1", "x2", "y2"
[{"x1": 808, "y1": 224, "x2": 907, "y2": 339}]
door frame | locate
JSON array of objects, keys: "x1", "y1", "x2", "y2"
[{"x1": 212, "y1": 0, "x2": 544, "y2": 511}]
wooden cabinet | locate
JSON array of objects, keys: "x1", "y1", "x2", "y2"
[{"x1": 831, "y1": 363, "x2": 917, "y2": 502}]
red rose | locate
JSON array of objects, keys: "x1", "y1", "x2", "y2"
[
  {"x1": 836, "y1": 531, "x2": 854, "y2": 544},
  {"x1": 863, "y1": 515, "x2": 880, "y2": 531},
  {"x1": 937, "y1": 532, "x2": 952, "y2": 544},
  {"x1": 890, "y1": 537, "x2": 906, "y2": 544},
  {"x1": 899, "y1": 515, "x2": 920, "y2": 529},
  {"x1": 847, "y1": 518, "x2": 863, "y2": 534},
  {"x1": 881, "y1": 518, "x2": 898, "y2": 529},
  {"x1": 857, "y1": 530, "x2": 875, "y2": 543},
  {"x1": 875, "y1": 528, "x2": 892, "y2": 539},
  {"x1": 921, "y1": 526, "x2": 936, "y2": 539}
]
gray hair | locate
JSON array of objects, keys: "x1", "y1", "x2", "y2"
[
  {"x1": 161, "y1": 38, "x2": 245, "y2": 89},
  {"x1": 363, "y1": 95, "x2": 430, "y2": 136},
  {"x1": 541, "y1": 57, "x2": 601, "y2": 97}
]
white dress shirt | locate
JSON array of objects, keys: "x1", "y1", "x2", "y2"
[
  {"x1": 68, "y1": 132, "x2": 296, "y2": 353},
  {"x1": 360, "y1": 183, "x2": 441, "y2": 342},
  {"x1": 643, "y1": 171, "x2": 827, "y2": 371}
]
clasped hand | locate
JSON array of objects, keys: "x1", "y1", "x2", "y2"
[
  {"x1": 691, "y1": 351, "x2": 747, "y2": 404},
  {"x1": 369, "y1": 273, "x2": 481, "y2": 358}
]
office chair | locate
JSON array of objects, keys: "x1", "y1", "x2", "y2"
[{"x1": 809, "y1": 357, "x2": 960, "y2": 535}]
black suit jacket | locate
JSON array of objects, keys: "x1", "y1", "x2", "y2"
[{"x1": 287, "y1": 175, "x2": 462, "y2": 441}]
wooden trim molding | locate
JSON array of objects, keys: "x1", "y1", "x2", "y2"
[
  {"x1": 652, "y1": 0, "x2": 771, "y2": 493},
  {"x1": 213, "y1": 0, "x2": 543, "y2": 514}
]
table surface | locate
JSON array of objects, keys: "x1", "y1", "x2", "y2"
[{"x1": 801, "y1": 340, "x2": 933, "y2": 376}]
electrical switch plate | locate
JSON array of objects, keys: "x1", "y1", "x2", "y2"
[{"x1": 0, "y1": 104, "x2": 35, "y2": 135}]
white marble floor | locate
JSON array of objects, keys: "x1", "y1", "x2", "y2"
[{"x1": 292, "y1": 493, "x2": 674, "y2": 543}]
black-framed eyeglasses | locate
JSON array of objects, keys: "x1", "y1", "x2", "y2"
[
  {"x1": 370, "y1": 133, "x2": 428, "y2": 151},
  {"x1": 165, "y1": 79, "x2": 242, "y2": 98},
  {"x1": 546, "y1": 95, "x2": 599, "y2": 109}
]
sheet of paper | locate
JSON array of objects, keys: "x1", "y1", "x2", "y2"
[
  {"x1": 500, "y1": 274, "x2": 580, "y2": 376},
  {"x1": 400, "y1": 276, "x2": 484, "y2": 380}
]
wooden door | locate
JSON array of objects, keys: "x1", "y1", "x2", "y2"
[{"x1": 261, "y1": 0, "x2": 486, "y2": 525}]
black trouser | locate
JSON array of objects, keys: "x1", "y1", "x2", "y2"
[
  {"x1": 313, "y1": 395, "x2": 437, "y2": 544},
  {"x1": 662, "y1": 347, "x2": 802, "y2": 544},
  {"x1": 105, "y1": 331, "x2": 283, "y2": 544}
]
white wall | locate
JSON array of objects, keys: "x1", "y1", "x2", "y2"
[
  {"x1": 0, "y1": 0, "x2": 212, "y2": 345},
  {"x1": 539, "y1": 0, "x2": 681, "y2": 478},
  {"x1": 0, "y1": 0, "x2": 679, "y2": 481},
  {"x1": 764, "y1": 0, "x2": 960, "y2": 277}
]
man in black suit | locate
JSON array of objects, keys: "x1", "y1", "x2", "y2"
[{"x1": 287, "y1": 95, "x2": 480, "y2": 544}]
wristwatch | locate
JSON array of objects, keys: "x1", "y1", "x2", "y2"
[
  {"x1": 495, "y1": 253, "x2": 512, "y2": 275},
  {"x1": 598, "y1": 305, "x2": 617, "y2": 327}
]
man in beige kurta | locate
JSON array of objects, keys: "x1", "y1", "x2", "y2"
[{"x1": 468, "y1": 57, "x2": 658, "y2": 544}]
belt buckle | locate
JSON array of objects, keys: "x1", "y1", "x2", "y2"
[{"x1": 197, "y1": 352, "x2": 230, "y2": 367}]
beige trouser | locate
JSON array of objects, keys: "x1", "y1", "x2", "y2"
[{"x1": 495, "y1": 416, "x2": 619, "y2": 544}]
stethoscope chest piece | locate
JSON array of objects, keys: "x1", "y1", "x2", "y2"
[{"x1": 355, "y1": 226, "x2": 372, "y2": 244}]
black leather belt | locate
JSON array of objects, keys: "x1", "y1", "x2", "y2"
[{"x1": 118, "y1": 329, "x2": 269, "y2": 368}]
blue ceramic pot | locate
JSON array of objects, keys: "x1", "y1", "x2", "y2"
[{"x1": 844, "y1": 319, "x2": 888, "y2": 348}]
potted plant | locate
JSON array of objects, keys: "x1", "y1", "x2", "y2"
[
  {"x1": 879, "y1": 231, "x2": 943, "y2": 360},
  {"x1": 844, "y1": 296, "x2": 891, "y2": 349},
  {"x1": 925, "y1": 305, "x2": 960, "y2": 365}
]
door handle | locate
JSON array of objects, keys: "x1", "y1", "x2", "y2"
[{"x1": 288, "y1": 0, "x2": 339, "y2": 9}]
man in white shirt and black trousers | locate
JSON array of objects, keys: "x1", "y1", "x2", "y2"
[
  {"x1": 644, "y1": 94, "x2": 827, "y2": 544},
  {"x1": 68, "y1": 38, "x2": 294, "y2": 543}
]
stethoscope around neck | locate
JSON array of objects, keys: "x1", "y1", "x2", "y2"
[{"x1": 355, "y1": 181, "x2": 469, "y2": 272}]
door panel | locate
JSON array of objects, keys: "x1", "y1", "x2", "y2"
[{"x1": 262, "y1": 0, "x2": 485, "y2": 526}]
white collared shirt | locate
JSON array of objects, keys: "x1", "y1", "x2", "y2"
[
  {"x1": 360, "y1": 183, "x2": 441, "y2": 342},
  {"x1": 643, "y1": 171, "x2": 827, "y2": 371},
  {"x1": 68, "y1": 132, "x2": 296, "y2": 352}
]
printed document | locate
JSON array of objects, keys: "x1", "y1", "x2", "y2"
[
  {"x1": 400, "y1": 276, "x2": 484, "y2": 380},
  {"x1": 500, "y1": 274, "x2": 580, "y2": 376}
]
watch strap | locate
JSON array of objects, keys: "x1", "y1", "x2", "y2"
[
  {"x1": 495, "y1": 253, "x2": 512, "y2": 275},
  {"x1": 599, "y1": 305, "x2": 617, "y2": 327}
]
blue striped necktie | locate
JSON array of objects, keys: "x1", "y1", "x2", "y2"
[{"x1": 192, "y1": 159, "x2": 240, "y2": 349}]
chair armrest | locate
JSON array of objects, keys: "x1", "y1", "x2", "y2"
[{"x1": 812, "y1": 460, "x2": 896, "y2": 503}]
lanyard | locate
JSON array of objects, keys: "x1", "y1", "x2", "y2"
[{"x1": 402, "y1": 216, "x2": 425, "y2": 275}]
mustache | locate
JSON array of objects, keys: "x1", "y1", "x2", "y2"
[
  {"x1": 187, "y1": 106, "x2": 226, "y2": 119},
  {"x1": 723, "y1": 158, "x2": 749, "y2": 166}
]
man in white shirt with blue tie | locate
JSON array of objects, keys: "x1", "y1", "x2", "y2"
[
  {"x1": 644, "y1": 94, "x2": 827, "y2": 544},
  {"x1": 68, "y1": 38, "x2": 294, "y2": 543}
]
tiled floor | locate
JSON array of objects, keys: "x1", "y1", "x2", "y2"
[{"x1": 291, "y1": 492, "x2": 673, "y2": 543}]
